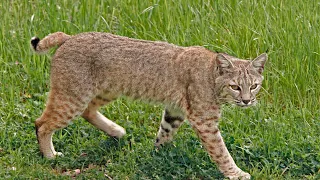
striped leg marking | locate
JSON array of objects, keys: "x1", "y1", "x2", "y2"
[{"x1": 155, "y1": 108, "x2": 184, "y2": 146}]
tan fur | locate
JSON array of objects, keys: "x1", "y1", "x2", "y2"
[
  {"x1": 32, "y1": 32, "x2": 71, "y2": 53},
  {"x1": 31, "y1": 32, "x2": 267, "y2": 180}
]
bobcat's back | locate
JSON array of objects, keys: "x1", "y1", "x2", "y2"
[{"x1": 34, "y1": 32, "x2": 216, "y2": 107}]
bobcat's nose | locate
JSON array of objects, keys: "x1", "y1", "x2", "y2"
[{"x1": 242, "y1": 100, "x2": 250, "y2": 105}]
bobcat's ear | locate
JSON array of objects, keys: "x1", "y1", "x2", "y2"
[
  {"x1": 216, "y1": 53, "x2": 234, "y2": 74},
  {"x1": 251, "y1": 53, "x2": 268, "y2": 74}
]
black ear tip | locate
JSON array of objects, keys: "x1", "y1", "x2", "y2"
[{"x1": 31, "y1": 37, "x2": 40, "y2": 50}]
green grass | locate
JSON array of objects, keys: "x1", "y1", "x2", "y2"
[{"x1": 1, "y1": 0, "x2": 320, "y2": 179}]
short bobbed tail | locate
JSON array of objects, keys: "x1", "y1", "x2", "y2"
[{"x1": 31, "y1": 32, "x2": 71, "y2": 53}]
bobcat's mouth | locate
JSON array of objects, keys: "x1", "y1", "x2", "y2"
[
  {"x1": 237, "y1": 103, "x2": 251, "y2": 108},
  {"x1": 235, "y1": 102, "x2": 251, "y2": 107},
  {"x1": 234, "y1": 99, "x2": 257, "y2": 107}
]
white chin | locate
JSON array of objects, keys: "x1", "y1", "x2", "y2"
[{"x1": 236, "y1": 103, "x2": 251, "y2": 107}]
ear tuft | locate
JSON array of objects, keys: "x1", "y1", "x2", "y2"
[{"x1": 252, "y1": 53, "x2": 268, "y2": 74}]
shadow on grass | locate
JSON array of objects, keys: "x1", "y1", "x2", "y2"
[
  {"x1": 48, "y1": 134, "x2": 224, "y2": 179},
  {"x1": 134, "y1": 144, "x2": 223, "y2": 180}
]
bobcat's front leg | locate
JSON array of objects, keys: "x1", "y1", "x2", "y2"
[{"x1": 188, "y1": 107, "x2": 250, "y2": 180}]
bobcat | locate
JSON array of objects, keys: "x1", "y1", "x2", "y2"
[{"x1": 31, "y1": 32, "x2": 267, "y2": 179}]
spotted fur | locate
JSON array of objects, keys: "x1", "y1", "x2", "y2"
[{"x1": 31, "y1": 32, "x2": 267, "y2": 179}]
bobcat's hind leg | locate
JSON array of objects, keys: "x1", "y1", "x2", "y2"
[
  {"x1": 35, "y1": 90, "x2": 89, "y2": 159},
  {"x1": 81, "y1": 94, "x2": 126, "y2": 138},
  {"x1": 155, "y1": 107, "x2": 185, "y2": 146}
]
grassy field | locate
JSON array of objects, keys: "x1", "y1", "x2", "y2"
[{"x1": 1, "y1": 0, "x2": 319, "y2": 179}]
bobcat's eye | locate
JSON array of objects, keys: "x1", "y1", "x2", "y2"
[
  {"x1": 250, "y1": 84, "x2": 258, "y2": 90},
  {"x1": 230, "y1": 85, "x2": 241, "y2": 91}
]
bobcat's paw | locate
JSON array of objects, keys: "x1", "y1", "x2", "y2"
[
  {"x1": 44, "y1": 151, "x2": 64, "y2": 159},
  {"x1": 154, "y1": 138, "x2": 164, "y2": 147},
  {"x1": 226, "y1": 171, "x2": 251, "y2": 180},
  {"x1": 54, "y1": 152, "x2": 64, "y2": 157},
  {"x1": 154, "y1": 135, "x2": 173, "y2": 147},
  {"x1": 109, "y1": 126, "x2": 126, "y2": 138}
]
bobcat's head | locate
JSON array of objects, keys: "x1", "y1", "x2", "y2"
[{"x1": 215, "y1": 53, "x2": 267, "y2": 107}]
